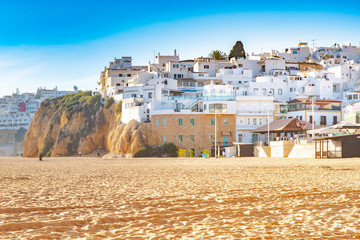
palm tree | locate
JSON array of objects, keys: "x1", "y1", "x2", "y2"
[{"x1": 209, "y1": 50, "x2": 226, "y2": 60}]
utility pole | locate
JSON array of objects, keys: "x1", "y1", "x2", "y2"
[{"x1": 311, "y1": 39, "x2": 318, "y2": 50}]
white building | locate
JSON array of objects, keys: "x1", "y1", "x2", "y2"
[
  {"x1": 287, "y1": 99, "x2": 341, "y2": 127},
  {"x1": 236, "y1": 96, "x2": 274, "y2": 144}
]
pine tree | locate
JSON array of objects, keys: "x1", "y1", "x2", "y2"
[{"x1": 229, "y1": 41, "x2": 246, "y2": 60}]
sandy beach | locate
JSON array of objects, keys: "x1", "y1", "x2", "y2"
[{"x1": 1, "y1": 156, "x2": 360, "y2": 239}]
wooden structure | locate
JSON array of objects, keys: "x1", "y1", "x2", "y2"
[
  {"x1": 314, "y1": 134, "x2": 360, "y2": 158},
  {"x1": 253, "y1": 118, "x2": 317, "y2": 141},
  {"x1": 232, "y1": 143, "x2": 254, "y2": 157}
]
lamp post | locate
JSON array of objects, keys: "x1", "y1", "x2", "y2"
[
  {"x1": 215, "y1": 107, "x2": 217, "y2": 158},
  {"x1": 312, "y1": 98, "x2": 315, "y2": 139},
  {"x1": 267, "y1": 110, "x2": 270, "y2": 145}
]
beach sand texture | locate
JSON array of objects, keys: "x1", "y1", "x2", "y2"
[{"x1": 1, "y1": 157, "x2": 360, "y2": 239}]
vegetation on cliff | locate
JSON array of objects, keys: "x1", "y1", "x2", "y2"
[
  {"x1": 104, "y1": 97, "x2": 114, "y2": 109},
  {"x1": 57, "y1": 91, "x2": 102, "y2": 118}
]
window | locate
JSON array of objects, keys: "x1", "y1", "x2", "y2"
[
  {"x1": 248, "y1": 118, "x2": 250, "y2": 125},
  {"x1": 320, "y1": 116, "x2": 327, "y2": 125},
  {"x1": 197, "y1": 82, "x2": 204, "y2": 87},
  {"x1": 243, "y1": 91, "x2": 248, "y2": 96},
  {"x1": 116, "y1": 83, "x2": 121, "y2": 86},
  {"x1": 148, "y1": 92, "x2": 152, "y2": 98},
  {"x1": 239, "y1": 64, "x2": 243, "y2": 67},
  {"x1": 290, "y1": 88, "x2": 293, "y2": 92},
  {"x1": 333, "y1": 116, "x2": 337, "y2": 125},
  {"x1": 209, "y1": 104, "x2": 227, "y2": 113},
  {"x1": 127, "y1": 74, "x2": 131, "y2": 77},
  {"x1": 178, "y1": 135, "x2": 183, "y2": 142},
  {"x1": 238, "y1": 134, "x2": 243, "y2": 142},
  {"x1": 119, "y1": 74, "x2": 123, "y2": 77},
  {"x1": 223, "y1": 118, "x2": 228, "y2": 126},
  {"x1": 278, "y1": 89, "x2": 283, "y2": 95},
  {"x1": 269, "y1": 88, "x2": 274, "y2": 95},
  {"x1": 259, "y1": 118, "x2": 262, "y2": 125},
  {"x1": 211, "y1": 118, "x2": 215, "y2": 126},
  {"x1": 131, "y1": 94, "x2": 136, "y2": 98},
  {"x1": 173, "y1": 64, "x2": 179, "y2": 68},
  {"x1": 190, "y1": 118, "x2": 195, "y2": 126},
  {"x1": 204, "y1": 65, "x2": 209, "y2": 69},
  {"x1": 190, "y1": 135, "x2": 195, "y2": 142},
  {"x1": 253, "y1": 118, "x2": 257, "y2": 125},
  {"x1": 309, "y1": 115, "x2": 313, "y2": 124},
  {"x1": 211, "y1": 135, "x2": 215, "y2": 142},
  {"x1": 354, "y1": 95, "x2": 359, "y2": 100},
  {"x1": 178, "y1": 118, "x2": 183, "y2": 126},
  {"x1": 163, "y1": 136, "x2": 166, "y2": 142},
  {"x1": 163, "y1": 118, "x2": 166, "y2": 126},
  {"x1": 254, "y1": 88, "x2": 258, "y2": 93},
  {"x1": 155, "y1": 119, "x2": 159, "y2": 126}
]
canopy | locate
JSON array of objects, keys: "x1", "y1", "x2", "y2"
[
  {"x1": 307, "y1": 127, "x2": 340, "y2": 135},
  {"x1": 253, "y1": 118, "x2": 318, "y2": 133},
  {"x1": 329, "y1": 122, "x2": 360, "y2": 129}
]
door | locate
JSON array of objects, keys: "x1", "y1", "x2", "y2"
[{"x1": 223, "y1": 136, "x2": 228, "y2": 147}]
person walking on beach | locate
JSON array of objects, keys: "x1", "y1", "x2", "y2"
[
  {"x1": 39, "y1": 154, "x2": 42, "y2": 161},
  {"x1": 79, "y1": 152, "x2": 82, "y2": 157}
]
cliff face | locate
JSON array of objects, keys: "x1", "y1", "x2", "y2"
[{"x1": 23, "y1": 92, "x2": 149, "y2": 157}]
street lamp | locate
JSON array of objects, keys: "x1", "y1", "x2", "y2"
[
  {"x1": 267, "y1": 110, "x2": 271, "y2": 145},
  {"x1": 312, "y1": 98, "x2": 315, "y2": 139},
  {"x1": 215, "y1": 107, "x2": 217, "y2": 158}
]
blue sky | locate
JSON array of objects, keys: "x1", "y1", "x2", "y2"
[{"x1": 0, "y1": 0, "x2": 360, "y2": 96}]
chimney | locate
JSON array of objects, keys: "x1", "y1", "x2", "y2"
[{"x1": 174, "y1": 49, "x2": 177, "y2": 56}]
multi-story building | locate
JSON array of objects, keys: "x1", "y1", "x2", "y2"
[
  {"x1": 287, "y1": 99, "x2": 341, "y2": 127},
  {"x1": 235, "y1": 96, "x2": 274, "y2": 143},
  {"x1": 150, "y1": 82, "x2": 236, "y2": 156}
]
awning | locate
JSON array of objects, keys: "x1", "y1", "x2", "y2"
[{"x1": 253, "y1": 118, "x2": 319, "y2": 133}]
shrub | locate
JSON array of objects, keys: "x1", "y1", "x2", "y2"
[
  {"x1": 134, "y1": 142, "x2": 178, "y2": 158},
  {"x1": 161, "y1": 142, "x2": 178, "y2": 157},
  {"x1": 104, "y1": 97, "x2": 114, "y2": 109},
  {"x1": 115, "y1": 101, "x2": 122, "y2": 114}
]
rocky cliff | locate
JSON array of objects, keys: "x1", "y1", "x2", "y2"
[{"x1": 23, "y1": 92, "x2": 150, "y2": 157}]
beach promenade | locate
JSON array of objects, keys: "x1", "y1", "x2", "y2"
[{"x1": 1, "y1": 157, "x2": 360, "y2": 239}]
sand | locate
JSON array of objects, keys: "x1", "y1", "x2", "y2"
[{"x1": 1, "y1": 156, "x2": 360, "y2": 239}]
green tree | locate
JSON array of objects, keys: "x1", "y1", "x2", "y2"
[
  {"x1": 73, "y1": 85, "x2": 78, "y2": 91},
  {"x1": 209, "y1": 50, "x2": 226, "y2": 60},
  {"x1": 229, "y1": 41, "x2": 246, "y2": 59}
]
